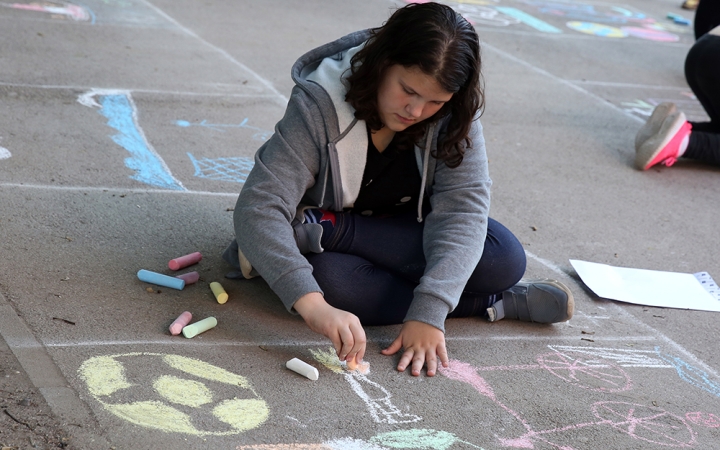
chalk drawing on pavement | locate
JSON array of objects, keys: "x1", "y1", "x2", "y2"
[
  {"x1": 658, "y1": 351, "x2": 720, "y2": 399},
  {"x1": 441, "y1": 358, "x2": 698, "y2": 449},
  {"x1": 0, "y1": 1, "x2": 95, "y2": 22},
  {"x1": 187, "y1": 153, "x2": 254, "y2": 183},
  {"x1": 237, "y1": 428, "x2": 486, "y2": 450},
  {"x1": 621, "y1": 94, "x2": 707, "y2": 122},
  {"x1": 78, "y1": 89, "x2": 186, "y2": 191},
  {"x1": 685, "y1": 412, "x2": 720, "y2": 428},
  {"x1": 566, "y1": 21, "x2": 627, "y2": 38},
  {"x1": 0, "y1": 136, "x2": 10, "y2": 160},
  {"x1": 78, "y1": 353, "x2": 269, "y2": 436},
  {"x1": 310, "y1": 347, "x2": 422, "y2": 425},
  {"x1": 176, "y1": 119, "x2": 272, "y2": 141}
]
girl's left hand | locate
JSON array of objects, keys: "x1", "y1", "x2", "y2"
[{"x1": 381, "y1": 320, "x2": 449, "y2": 377}]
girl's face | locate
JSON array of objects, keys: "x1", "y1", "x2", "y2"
[{"x1": 376, "y1": 64, "x2": 454, "y2": 132}]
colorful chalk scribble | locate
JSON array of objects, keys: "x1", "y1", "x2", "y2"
[
  {"x1": 406, "y1": 0, "x2": 683, "y2": 41},
  {"x1": 78, "y1": 89, "x2": 186, "y2": 191},
  {"x1": 237, "y1": 429, "x2": 485, "y2": 450},
  {"x1": 0, "y1": 1, "x2": 94, "y2": 22},
  {"x1": 440, "y1": 357, "x2": 698, "y2": 449},
  {"x1": 78, "y1": 352, "x2": 269, "y2": 436},
  {"x1": 187, "y1": 153, "x2": 254, "y2": 183}
]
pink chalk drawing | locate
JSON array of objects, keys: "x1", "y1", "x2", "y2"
[
  {"x1": 536, "y1": 351, "x2": 631, "y2": 393},
  {"x1": 685, "y1": 412, "x2": 720, "y2": 428},
  {"x1": 0, "y1": 1, "x2": 93, "y2": 22},
  {"x1": 441, "y1": 356, "x2": 698, "y2": 449}
]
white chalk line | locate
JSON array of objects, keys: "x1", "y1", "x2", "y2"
[
  {"x1": 483, "y1": 42, "x2": 645, "y2": 124},
  {"x1": 566, "y1": 80, "x2": 693, "y2": 91},
  {"x1": 0, "y1": 81, "x2": 276, "y2": 99},
  {"x1": 139, "y1": 0, "x2": 288, "y2": 106},
  {"x1": 0, "y1": 182, "x2": 238, "y2": 197},
  {"x1": 36, "y1": 334, "x2": 656, "y2": 349},
  {"x1": 524, "y1": 251, "x2": 720, "y2": 380}
]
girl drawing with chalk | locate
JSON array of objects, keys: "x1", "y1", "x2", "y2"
[{"x1": 224, "y1": 2, "x2": 573, "y2": 377}]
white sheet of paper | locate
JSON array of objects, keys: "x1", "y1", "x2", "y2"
[{"x1": 570, "y1": 259, "x2": 720, "y2": 312}]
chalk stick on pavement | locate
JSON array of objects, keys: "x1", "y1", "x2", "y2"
[
  {"x1": 138, "y1": 269, "x2": 185, "y2": 290},
  {"x1": 286, "y1": 358, "x2": 319, "y2": 381},
  {"x1": 169, "y1": 311, "x2": 192, "y2": 336},
  {"x1": 168, "y1": 252, "x2": 202, "y2": 271},
  {"x1": 176, "y1": 271, "x2": 199, "y2": 285},
  {"x1": 210, "y1": 281, "x2": 228, "y2": 304},
  {"x1": 182, "y1": 316, "x2": 217, "y2": 338}
]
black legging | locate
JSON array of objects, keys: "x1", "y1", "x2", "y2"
[
  {"x1": 306, "y1": 211, "x2": 526, "y2": 326},
  {"x1": 683, "y1": 2, "x2": 720, "y2": 165}
]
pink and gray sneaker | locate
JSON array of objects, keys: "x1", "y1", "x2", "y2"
[{"x1": 635, "y1": 105, "x2": 692, "y2": 170}]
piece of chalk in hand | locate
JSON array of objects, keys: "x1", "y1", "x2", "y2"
[
  {"x1": 345, "y1": 356, "x2": 370, "y2": 374},
  {"x1": 210, "y1": 281, "x2": 228, "y2": 304},
  {"x1": 138, "y1": 269, "x2": 185, "y2": 290},
  {"x1": 346, "y1": 356, "x2": 358, "y2": 371},
  {"x1": 286, "y1": 358, "x2": 319, "y2": 381},
  {"x1": 182, "y1": 316, "x2": 217, "y2": 338},
  {"x1": 176, "y1": 271, "x2": 199, "y2": 285},
  {"x1": 168, "y1": 252, "x2": 202, "y2": 271},
  {"x1": 169, "y1": 311, "x2": 192, "y2": 335}
]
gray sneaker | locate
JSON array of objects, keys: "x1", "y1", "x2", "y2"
[{"x1": 487, "y1": 279, "x2": 574, "y2": 323}]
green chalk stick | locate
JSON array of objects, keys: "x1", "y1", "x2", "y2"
[{"x1": 182, "y1": 316, "x2": 217, "y2": 338}]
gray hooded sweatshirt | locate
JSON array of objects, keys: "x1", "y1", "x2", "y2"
[{"x1": 224, "y1": 30, "x2": 492, "y2": 332}]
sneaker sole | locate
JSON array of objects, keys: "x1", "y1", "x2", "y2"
[
  {"x1": 634, "y1": 102, "x2": 676, "y2": 151},
  {"x1": 523, "y1": 278, "x2": 575, "y2": 321},
  {"x1": 635, "y1": 111, "x2": 686, "y2": 171}
]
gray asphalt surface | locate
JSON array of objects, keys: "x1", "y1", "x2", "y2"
[{"x1": 1, "y1": 0, "x2": 720, "y2": 449}]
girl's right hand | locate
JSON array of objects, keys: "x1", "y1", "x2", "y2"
[{"x1": 294, "y1": 292, "x2": 366, "y2": 364}]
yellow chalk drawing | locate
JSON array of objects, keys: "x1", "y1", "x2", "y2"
[
  {"x1": 308, "y1": 347, "x2": 343, "y2": 374},
  {"x1": 80, "y1": 355, "x2": 133, "y2": 397},
  {"x1": 164, "y1": 354, "x2": 251, "y2": 388},
  {"x1": 153, "y1": 375, "x2": 213, "y2": 407},
  {"x1": 78, "y1": 352, "x2": 269, "y2": 436},
  {"x1": 214, "y1": 399, "x2": 269, "y2": 430}
]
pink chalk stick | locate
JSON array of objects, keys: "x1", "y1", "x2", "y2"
[
  {"x1": 168, "y1": 252, "x2": 202, "y2": 271},
  {"x1": 169, "y1": 311, "x2": 192, "y2": 336},
  {"x1": 175, "y1": 271, "x2": 199, "y2": 285}
]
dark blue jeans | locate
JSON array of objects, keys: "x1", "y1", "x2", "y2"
[{"x1": 306, "y1": 212, "x2": 526, "y2": 326}]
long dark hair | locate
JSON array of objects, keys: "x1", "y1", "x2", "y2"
[{"x1": 345, "y1": 2, "x2": 484, "y2": 168}]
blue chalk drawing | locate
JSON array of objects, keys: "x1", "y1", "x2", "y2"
[
  {"x1": 187, "y1": 153, "x2": 254, "y2": 183},
  {"x1": 176, "y1": 119, "x2": 272, "y2": 141},
  {"x1": 91, "y1": 92, "x2": 185, "y2": 191},
  {"x1": 495, "y1": 7, "x2": 562, "y2": 33},
  {"x1": 657, "y1": 349, "x2": 720, "y2": 398}
]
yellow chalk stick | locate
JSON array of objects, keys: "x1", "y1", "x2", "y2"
[
  {"x1": 210, "y1": 281, "x2": 228, "y2": 304},
  {"x1": 182, "y1": 317, "x2": 217, "y2": 338}
]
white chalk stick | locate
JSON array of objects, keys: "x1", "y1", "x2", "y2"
[{"x1": 286, "y1": 358, "x2": 319, "y2": 381}]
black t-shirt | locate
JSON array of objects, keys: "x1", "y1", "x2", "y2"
[{"x1": 352, "y1": 127, "x2": 422, "y2": 217}]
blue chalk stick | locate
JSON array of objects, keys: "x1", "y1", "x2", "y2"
[
  {"x1": 674, "y1": 17, "x2": 691, "y2": 25},
  {"x1": 137, "y1": 269, "x2": 185, "y2": 290}
]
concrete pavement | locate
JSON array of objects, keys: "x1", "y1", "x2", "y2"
[{"x1": 1, "y1": 0, "x2": 719, "y2": 449}]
